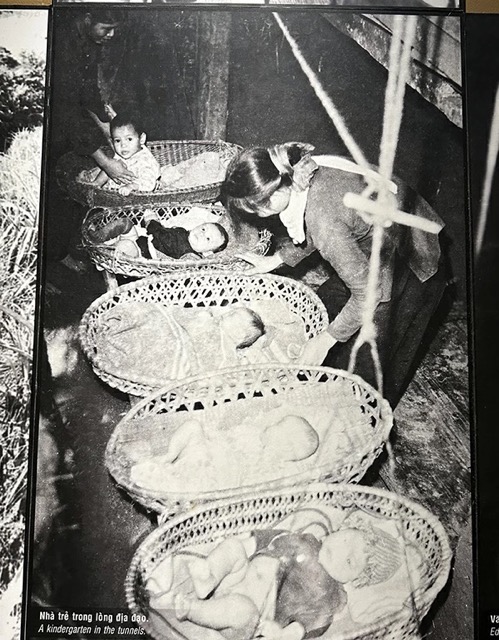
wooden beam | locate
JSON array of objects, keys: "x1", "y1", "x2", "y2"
[
  {"x1": 197, "y1": 13, "x2": 232, "y2": 141},
  {"x1": 323, "y1": 13, "x2": 462, "y2": 128}
]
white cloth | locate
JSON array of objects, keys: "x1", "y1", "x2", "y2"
[
  {"x1": 279, "y1": 189, "x2": 309, "y2": 245},
  {"x1": 312, "y1": 155, "x2": 398, "y2": 195},
  {"x1": 278, "y1": 155, "x2": 399, "y2": 247}
]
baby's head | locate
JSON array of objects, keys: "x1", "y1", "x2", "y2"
[
  {"x1": 188, "y1": 223, "x2": 229, "y2": 256},
  {"x1": 220, "y1": 307, "x2": 265, "y2": 350},
  {"x1": 318, "y1": 526, "x2": 402, "y2": 587},
  {"x1": 110, "y1": 113, "x2": 146, "y2": 160}
]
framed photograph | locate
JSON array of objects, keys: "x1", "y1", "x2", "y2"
[{"x1": 19, "y1": 4, "x2": 472, "y2": 640}]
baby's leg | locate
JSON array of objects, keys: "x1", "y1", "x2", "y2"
[
  {"x1": 189, "y1": 538, "x2": 249, "y2": 599},
  {"x1": 175, "y1": 592, "x2": 259, "y2": 640}
]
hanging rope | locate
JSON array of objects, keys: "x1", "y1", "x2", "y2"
[
  {"x1": 379, "y1": 16, "x2": 418, "y2": 183},
  {"x1": 272, "y1": 13, "x2": 371, "y2": 173},
  {"x1": 269, "y1": 18, "x2": 441, "y2": 637},
  {"x1": 349, "y1": 15, "x2": 419, "y2": 396},
  {"x1": 273, "y1": 10, "x2": 441, "y2": 391},
  {"x1": 475, "y1": 82, "x2": 499, "y2": 257}
]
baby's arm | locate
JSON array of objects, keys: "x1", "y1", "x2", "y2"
[{"x1": 189, "y1": 537, "x2": 250, "y2": 599}]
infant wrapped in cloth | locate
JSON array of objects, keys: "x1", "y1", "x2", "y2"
[{"x1": 95, "y1": 300, "x2": 306, "y2": 384}]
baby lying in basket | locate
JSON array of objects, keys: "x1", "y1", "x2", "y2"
[
  {"x1": 98, "y1": 303, "x2": 275, "y2": 382},
  {"x1": 79, "y1": 113, "x2": 161, "y2": 197},
  {"x1": 88, "y1": 210, "x2": 229, "y2": 260},
  {"x1": 146, "y1": 509, "x2": 423, "y2": 640},
  {"x1": 127, "y1": 384, "x2": 372, "y2": 495}
]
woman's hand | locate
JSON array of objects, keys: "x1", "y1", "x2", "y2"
[
  {"x1": 102, "y1": 157, "x2": 136, "y2": 185},
  {"x1": 298, "y1": 331, "x2": 337, "y2": 366},
  {"x1": 92, "y1": 149, "x2": 136, "y2": 185},
  {"x1": 235, "y1": 252, "x2": 284, "y2": 275}
]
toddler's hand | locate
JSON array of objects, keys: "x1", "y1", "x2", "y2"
[
  {"x1": 119, "y1": 185, "x2": 133, "y2": 196},
  {"x1": 143, "y1": 209, "x2": 161, "y2": 224}
]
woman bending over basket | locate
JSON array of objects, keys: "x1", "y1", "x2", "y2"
[{"x1": 220, "y1": 143, "x2": 447, "y2": 408}]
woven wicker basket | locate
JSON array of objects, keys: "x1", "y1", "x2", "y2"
[
  {"x1": 81, "y1": 203, "x2": 272, "y2": 278},
  {"x1": 79, "y1": 272, "x2": 329, "y2": 397},
  {"x1": 105, "y1": 365, "x2": 392, "y2": 515},
  {"x1": 125, "y1": 482, "x2": 452, "y2": 640},
  {"x1": 57, "y1": 140, "x2": 241, "y2": 208}
]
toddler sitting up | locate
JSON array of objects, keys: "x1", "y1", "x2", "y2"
[
  {"x1": 136, "y1": 211, "x2": 229, "y2": 259},
  {"x1": 82, "y1": 112, "x2": 160, "y2": 196}
]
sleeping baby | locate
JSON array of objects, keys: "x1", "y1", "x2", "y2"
[
  {"x1": 147, "y1": 515, "x2": 406, "y2": 640},
  {"x1": 98, "y1": 303, "x2": 267, "y2": 383}
]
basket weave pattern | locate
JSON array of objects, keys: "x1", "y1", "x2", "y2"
[
  {"x1": 125, "y1": 483, "x2": 452, "y2": 640},
  {"x1": 105, "y1": 365, "x2": 393, "y2": 515},
  {"x1": 59, "y1": 140, "x2": 241, "y2": 207},
  {"x1": 81, "y1": 203, "x2": 272, "y2": 277},
  {"x1": 79, "y1": 273, "x2": 329, "y2": 397}
]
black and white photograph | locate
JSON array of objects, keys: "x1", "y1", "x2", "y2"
[
  {"x1": 54, "y1": 1, "x2": 461, "y2": 8},
  {"x1": 26, "y1": 6, "x2": 471, "y2": 640},
  {"x1": 0, "y1": 8, "x2": 48, "y2": 640},
  {"x1": 465, "y1": 13, "x2": 499, "y2": 640}
]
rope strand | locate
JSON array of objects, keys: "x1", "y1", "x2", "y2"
[
  {"x1": 349, "y1": 16, "x2": 417, "y2": 384},
  {"x1": 272, "y1": 13, "x2": 371, "y2": 172},
  {"x1": 476, "y1": 82, "x2": 499, "y2": 257}
]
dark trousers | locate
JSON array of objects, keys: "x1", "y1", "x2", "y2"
[{"x1": 317, "y1": 262, "x2": 447, "y2": 408}]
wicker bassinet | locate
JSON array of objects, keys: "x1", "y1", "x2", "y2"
[
  {"x1": 79, "y1": 272, "x2": 329, "y2": 397},
  {"x1": 125, "y1": 482, "x2": 452, "y2": 640},
  {"x1": 105, "y1": 365, "x2": 393, "y2": 516},
  {"x1": 81, "y1": 203, "x2": 272, "y2": 278},
  {"x1": 57, "y1": 140, "x2": 241, "y2": 208}
]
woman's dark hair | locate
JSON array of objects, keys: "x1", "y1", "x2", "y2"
[
  {"x1": 220, "y1": 144, "x2": 306, "y2": 218},
  {"x1": 85, "y1": 9, "x2": 122, "y2": 27}
]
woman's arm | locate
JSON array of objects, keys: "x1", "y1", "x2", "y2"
[
  {"x1": 298, "y1": 332, "x2": 337, "y2": 365},
  {"x1": 315, "y1": 220, "x2": 383, "y2": 343},
  {"x1": 236, "y1": 231, "x2": 317, "y2": 275},
  {"x1": 91, "y1": 169, "x2": 110, "y2": 187},
  {"x1": 91, "y1": 149, "x2": 136, "y2": 185},
  {"x1": 235, "y1": 252, "x2": 285, "y2": 275}
]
